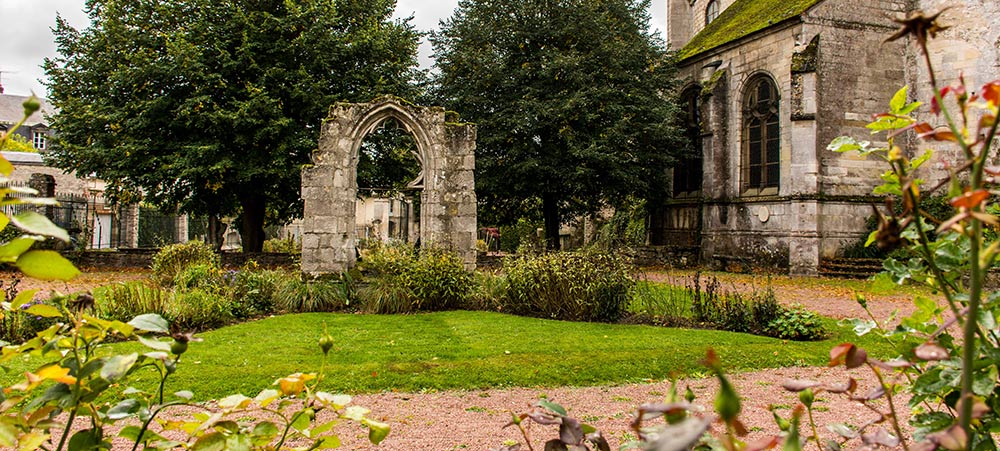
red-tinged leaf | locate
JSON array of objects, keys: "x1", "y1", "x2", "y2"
[
  {"x1": 743, "y1": 436, "x2": 780, "y2": 451},
  {"x1": 643, "y1": 417, "x2": 713, "y2": 451},
  {"x1": 637, "y1": 402, "x2": 693, "y2": 418},
  {"x1": 862, "y1": 429, "x2": 899, "y2": 447},
  {"x1": 954, "y1": 76, "x2": 967, "y2": 99},
  {"x1": 853, "y1": 385, "x2": 886, "y2": 401},
  {"x1": 703, "y1": 348, "x2": 720, "y2": 369},
  {"x1": 929, "y1": 424, "x2": 966, "y2": 451},
  {"x1": 983, "y1": 80, "x2": 1000, "y2": 107},
  {"x1": 824, "y1": 378, "x2": 858, "y2": 394},
  {"x1": 931, "y1": 86, "x2": 952, "y2": 115},
  {"x1": 781, "y1": 380, "x2": 821, "y2": 392},
  {"x1": 870, "y1": 358, "x2": 913, "y2": 369},
  {"x1": 914, "y1": 122, "x2": 934, "y2": 134},
  {"x1": 970, "y1": 211, "x2": 999, "y2": 226},
  {"x1": 537, "y1": 400, "x2": 567, "y2": 416},
  {"x1": 918, "y1": 127, "x2": 959, "y2": 142},
  {"x1": 829, "y1": 343, "x2": 856, "y2": 367},
  {"x1": 951, "y1": 189, "x2": 990, "y2": 209},
  {"x1": 733, "y1": 419, "x2": 749, "y2": 437},
  {"x1": 937, "y1": 212, "x2": 969, "y2": 234},
  {"x1": 957, "y1": 396, "x2": 991, "y2": 420},
  {"x1": 559, "y1": 417, "x2": 584, "y2": 445}
]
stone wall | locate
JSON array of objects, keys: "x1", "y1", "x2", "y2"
[
  {"x1": 301, "y1": 97, "x2": 477, "y2": 275},
  {"x1": 66, "y1": 249, "x2": 296, "y2": 269}
]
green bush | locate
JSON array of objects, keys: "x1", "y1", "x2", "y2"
[
  {"x1": 357, "y1": 243, "x2": 472, "y2": 313},
  {"x1": 276, "y1": 277, "x2": 350, "y2": 313},
  {"x1": 404, "y1": 248, "x2": 473, "y2": 311},
  {"x1": 225, "y1": 266, "x2": 286, "y2": 318},
  {"x1": 690, "y1": 275, "x2": 782, "y2": 335},
  {"x1": 767, "y1": 304, "x2": 826, "y2": 341},
  {"x1": 628, "y1": 280, "x2": 693, "y2": 327},
  {"x1": 94, "y1": 280, "x2": 171, "y2": 322},
  {"x1": 498, "y1": 218, "x2": 543, "y2": 253},
  {"x1": 358, "y1": 275, "x2": 414, "y2": 314},
  {"x1": 357, "y1": 240, "x2": 413, "y2": 275},
  {"x1": 174, "y1": 263, "x2": 224, "y2": 292},
  {"x1": 263, "y1": 237, "x2": 301, "y2": 254},
  {"x1": 501, "y1": 251, "x2": 634, "y2": 322},
  {"x1": 466, "y1": 271, "x2": 508, "y2": 311},
  {"x1": 168, "y1": 288, "x2": 234, "y2": 330},
  {"x1": 152, "y1": 241, "x2": 220, "y2": 286}
]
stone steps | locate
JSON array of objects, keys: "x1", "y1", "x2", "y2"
[{"x1": 819, "y1": 258, "x2": 883, "y2": 279}]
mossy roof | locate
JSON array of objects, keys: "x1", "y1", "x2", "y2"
[{"x1": 677, "y1": 0, "x2": 825, "y2": 60}]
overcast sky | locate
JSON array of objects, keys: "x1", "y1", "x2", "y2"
[{"x1": 0, "y1": 0, "x2": 667, "y2": 97}]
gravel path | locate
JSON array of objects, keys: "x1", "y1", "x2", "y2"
[{"x1": 6, "y1": 269, "x2": 920, "y2": 450}]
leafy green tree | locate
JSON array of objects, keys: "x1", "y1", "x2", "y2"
[
  {"x1": 432, "y1": 0, "x2": 684, "y2": 248},
  {"x1": 44, "y1": 0, "x2": 420, "y2": 251}
]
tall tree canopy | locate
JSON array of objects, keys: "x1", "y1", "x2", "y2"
[
  {"x1": 432, "y1": 0, "x2": 685, "y2": 248},
  {"x1": 44, "y1": 0, "x2": 420, "y2": 251}
]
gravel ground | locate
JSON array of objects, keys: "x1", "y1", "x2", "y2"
[{"x1": 6, "y1": 269, "x2": 921, "y2": 450}]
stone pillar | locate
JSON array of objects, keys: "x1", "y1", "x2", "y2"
[
  {"x1": 119, "y1": 203, "x2": 140, "y2": 248},
  {"x1": 175, "y1": 213, "x2": 189, "y2": 244},
  {"x1": 789, "y1": 200, "x2": 820, "y2": 276},
  {"x1": 28, "y1": 173, "x2": 56, "y2": 219}
]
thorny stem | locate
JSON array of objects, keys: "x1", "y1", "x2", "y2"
[
  {"x1": 917, "y1": 35, "x2": 994, "y2": 448},
  {"x1": 513, "y1": 416, "x2": 536, "y2": 451},
  {"x1": 868, "y1": 364, "x2": 910, "y2": 451},
  {"x1": 56, "y1": 312, "x2": 86, "y2": 451},
  {"x1": 805, "y1": 405, "x2": 822, "y2": 451},
  {"x1": 274, "y1": 409, "x2": 308, "y2": 451}
]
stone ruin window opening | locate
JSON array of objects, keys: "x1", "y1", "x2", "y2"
[
  {"x1": 301, "y1": 97, "x2": 477, "y2": 275},
  {"x1": 355, "y1": 117, "x2": 423, "y2": 248}
]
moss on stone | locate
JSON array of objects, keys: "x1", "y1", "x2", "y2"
[
  {"x1": 678, "y1": 0, "x2": 825, "y2": 61},
  {"x1": 700, "y1": 69, "x2": 726, "y2": 99},
  {"x1": 791, "y1": 34, "x2": 820, "y2": 73}
]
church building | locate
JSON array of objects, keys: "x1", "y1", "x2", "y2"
[{"x1": 654, "y1": 0, "x2": 1000, "y2": 274}]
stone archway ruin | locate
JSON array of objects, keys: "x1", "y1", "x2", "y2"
[{"x1": 301, "y1": 96, "x2": 477, "y2": 275}]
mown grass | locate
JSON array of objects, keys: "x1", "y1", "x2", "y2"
[{"x1": 0, "y1": 310, "x2": 896, "y2": 401}]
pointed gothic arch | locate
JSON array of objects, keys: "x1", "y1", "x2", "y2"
[{"x1": 301, "y1": 97, "x2": 478, "y2": 274}]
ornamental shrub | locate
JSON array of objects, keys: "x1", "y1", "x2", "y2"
[
  {"x1": 94, "y1": 280, "x2": 171, "y2": 322},
  {"x1": 276, "y1": 276, "x2": 350, "y2": 313},
  {"x1": 225, "y1": 266, "x2": 285, "y2": 318},
  {"x1": 167, "y1": 288, "x2": 234, "y2": 330},
  {"x1": 151, "y1": 241, "x2": 220, "y2": 286},
  {"x1": 501, "y1": 251, "x2": 634, "y2": 322},
  {"x1": 357, "y1": 242, "x2": 472, "y2": 313}
]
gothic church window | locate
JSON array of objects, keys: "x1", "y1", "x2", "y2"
[
  {"x1": 741, "y1": 75, "x2": 780, "y2": 193},
  {"x1": 673, "y1": 87, "x2": 703, "y2": 196},
  {"x1": 705, "y1": 1, "x2": 719, "y2": 26}
]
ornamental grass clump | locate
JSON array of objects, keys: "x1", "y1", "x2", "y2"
[
  {"x1": 151, "y1": 241, "x2": 220, "y2": 287},
  {"x1": 501, "y1": 251, "x2": 634, "y2": 322},
  {"x1": 357, "y1": 242, "x2": 472, "y2": 313}
]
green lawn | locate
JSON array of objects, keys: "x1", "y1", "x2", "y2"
[{"x1": 0, "y1": 310, "x2": 895, "y2": 402}]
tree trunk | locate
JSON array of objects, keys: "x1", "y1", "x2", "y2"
[
  {"x1": 542, "y1": 194, "x2": 561, "y2": 250},
  {"x1": 239, "y1": 195, "x2": 266, "y2": 253},
  {"x1": 207, "y1": 214, "x2": 226, "y2": 251}
]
